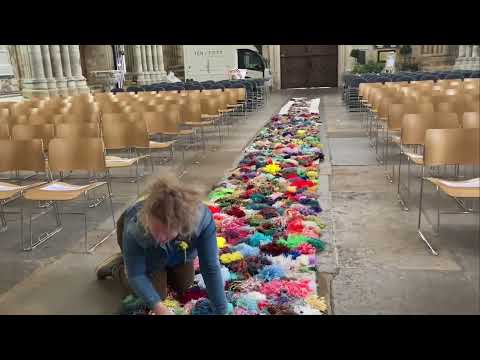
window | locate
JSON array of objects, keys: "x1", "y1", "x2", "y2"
[{"x1": 238, "y1": 49, "x2": 265, "y2": 71}]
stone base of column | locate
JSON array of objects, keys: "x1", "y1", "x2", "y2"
[
  {"x1": 46, "y1": 78, "x2": 58, "y2": 97},
  {"x1": 158, "y1": 71, "x2": 167, "y2": 82},
  {"x1": 137, "y1": 73, "x2": 147, "y2": 86},
  {"x1": 453, "y1": 57, "x2": 479, "y2": 70},
  {"x1": 22, "y1": 79, "x2": 49, "y2": 98},
  {"x1": 72, "y1": 76, "x2": 89, "y2": 94},
  {"x1": 66, "y1": 79, "x2": 77, "y2": 95},
  {"x1": 55, "y1": 79, "x2": 69, "y2": 97},
  {"x1": 464, "y1": 58, "x2": 480, "y2": 71}
]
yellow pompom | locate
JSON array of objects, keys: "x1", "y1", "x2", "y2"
[
  {"x1": 220, "y1": 251, "x2": 243, "y2": 264},
  {"x1": 163, "y1": 297, "x2": 180, "y2": 310},
  {"x1": 264, "y1": 163, "x2": 281, "y2": 175},
  {"x1": 287, "y1": 186, "x2": 297, "y2": 193},
  {"x1": 178, "y1": 241, "x2": 189, "y2": 251},
  {"x1": 307, "y1": 170, "x2": 318, "y2": 179},
  {"x1": 306, "y1": 295, "x2": 328, "y2": 312},
  {"x1": 297, "y1": 130, "x2": 306, "y2": 137},
  {"x1": 216, "y1": 236, "x2": 227, "y2": 249}
]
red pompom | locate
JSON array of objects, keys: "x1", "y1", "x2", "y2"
[{"x1": 208, "y1": 206, "x2": 221, "y2": 214}]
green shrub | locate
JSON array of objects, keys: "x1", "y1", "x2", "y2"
[{"x1": 352, "y1": 61, "x2": 385, "y2": 74}]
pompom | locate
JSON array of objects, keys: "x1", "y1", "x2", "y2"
[
  {"x1": 260, "y1": 242, "x2": 290, "y2": 256},
  {"x1": 216, "y1": 236, "x2": 227, "y2": 249},
  {"x1": 296, "y1": 243, "x2": 316, "y2": 255},
  {"x1": 220, "y1": 251, "x2": 244, "y2": 264},
  {"x1": 248, "y1": 232, "x2": 273, "y2": 247},
  {"x1": 231, "y1": 243, "x2": 260, "y2": 257},
  {"x1": 257, "y1": 265, "x2": 286, "y2": 282}
]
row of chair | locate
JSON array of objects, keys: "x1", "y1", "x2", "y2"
[
  {"x1": 344, "y1": 71, "x2": 480, "y2": 111},
  {"x1": 355, "y1": 78, "x2": 479, "y2": 255}
]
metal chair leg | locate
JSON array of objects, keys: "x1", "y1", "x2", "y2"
[{"x1": 417, "y1": 171, "x2": 439, "y2": 256}]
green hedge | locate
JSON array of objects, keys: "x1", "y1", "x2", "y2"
[{"x1": 352, "y1": 61, "x2": 385, "y2": 74}]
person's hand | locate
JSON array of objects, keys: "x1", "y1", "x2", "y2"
[{"x1": 151, "y1": 302, "x2": 174, "y2": 315}]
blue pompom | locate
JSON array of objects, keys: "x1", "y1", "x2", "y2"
[
  {"x1": 257, "y1": 265, "x2": 286, "y2": 282},
  {"x1": 232, "y1": 243, "x2": 260, "y2": 257}
]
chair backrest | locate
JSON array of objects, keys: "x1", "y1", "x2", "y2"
[
  {"x1": 0, "y1": 108, "x2": 9, "y2": 119},
  {"x1": 437, "y1": 102, "x2": 455, "y2": 113},
  {"x1": 430, "y1": 112, "x2": 460, "y2": 129},
  {"x1": 180, "y1": 99, "x2": 202, "y2": 123},
  {"x1": 0, "y1": 123, "x2": 10, "y2": 139},
  {"x1": 11, "y1": 124, "x2": 55, "y2": 148},
  {"x1": 55, "y1": 123, "x2": 100, "y2": 138},
  {"x1": 0, "y1": 139, "x2": 46, "y2": 173},
  {"x1": 388, "y1": 103, "x2": 417, "y2": 130},
  {"x1": 28, "y1": 113, "x2": 49, "y2": 125},
  {"x1": 101, "y1": 117, "x2": 149, "y2": 150},
  {"x1": 200, "y1": 96, "x2": 220, "y2": 117},
  {"x1": 424, "y1": 128, "x2": 479, "y2": 166},
  {"x1": 401, "y1": 113, "x2": 436, "y2": 146},
  {"x1": 462, "y1": 112, "x2": 480, "y2": 128},
  {"x1": 416, "y1": 102, "x2": 434, "y2": 114},
  {"x1": 102, "y1": 113, "x2": 130, "y2": 123},
  {"x1": 48, "y1": 138, "x2": 106, "y2": 172},
  {"x1": 224, "y1": 88, "x2": 239, "y2": 104},
  {"x1": 143, "y1": 108, "x2": 180, "y2": 134}
]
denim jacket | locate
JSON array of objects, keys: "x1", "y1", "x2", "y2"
[{"x1": 122, "y1": 201, "x2": 227, "y2": 314}]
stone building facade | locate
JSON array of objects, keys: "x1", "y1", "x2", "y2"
[{"x1": 1, "y1": 45, "x2": 169, "y2": 98}]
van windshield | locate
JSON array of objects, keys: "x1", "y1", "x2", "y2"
[{"x1": 238, "y1": 49, "x2": 265, "y2": 71}]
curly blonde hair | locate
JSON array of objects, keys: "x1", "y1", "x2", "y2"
[{"x1": 139, "y1": 175, "x2": 202, "y2": 239}]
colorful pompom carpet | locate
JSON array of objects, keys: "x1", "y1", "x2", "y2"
[{"x1": 119, "y1": 97, "x2": 329, "y2": 315}]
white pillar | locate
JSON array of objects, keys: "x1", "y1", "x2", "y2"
[
  {"x1": 140, "y1": 46, "x2": 150, "y2": 84},
  {"x1": 28, "y1": 45, "x2": 49, "y2": 97},
  {"x1": 151, "y1": 45, "x2": 159, "y2": 82},
  {"x1": 40, "y1": 45, "x2": 57, "y2": 96},
  {"x1": 60, "y1": 45, "x2": 77, "y2": 94},
  {"x1": 49, "y1": 45, "x2": 68, "y2": 96},
  {"x1": 465, "y1": 45, "x2": 473, "y2": 58},
  {"x1": 156, "y1": 45, "x2": 166, "y2": 80},
  {"x1": 145, "y1": 45, "x2": 154, "y2": 84},
  {"x1": 68, "y1": 45, "x2": 89, "y2": 93},
  {"x1": 134, "y1": 45, "x2": 146, "y2": 85}
]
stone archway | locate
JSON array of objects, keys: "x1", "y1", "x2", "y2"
[{"x1": 79, "y1": 45, "x2": 115, "y2": 87}]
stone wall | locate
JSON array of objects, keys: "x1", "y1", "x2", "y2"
[{"x1": 79, "y1": 45, "x2": 115, "y2": 85}]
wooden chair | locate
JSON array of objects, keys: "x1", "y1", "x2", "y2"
[
  {"x1": 22, "y1": 138, "x2": 116, "y2": 252},
  {"x1": 55, "y1": 123, "x2": 100, "y2": 138},
  {"x1": 11, "y1": 124, "x2": 55, "y2": 151},
  {"x1": 417, "y1": 128, "x2": 479, "y2": 255},
  {"x1": 0, "y1": 139, "x2": 47, "y2": 233},
  {"x1": 462, "y1": 112, "x2": 480, "y2": 128},
  {"x1": 0, "y1": 124, "x2": 9, "y2": 139}
]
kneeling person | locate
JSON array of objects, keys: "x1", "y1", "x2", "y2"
[{"x1": 97, "y1": 176, "x2": 228, "y2": 315}]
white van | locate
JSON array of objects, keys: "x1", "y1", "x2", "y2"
[{"x1": 183, "y1": 45, "x2": 272, "y2": 85}]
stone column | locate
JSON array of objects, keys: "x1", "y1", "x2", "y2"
[
  {"x1": 472, "y1": 45, "x2": 479, "y2": 58},
  {"x1": 60, "y1": 45, "x2": 77, "y2": 94},
  {"x1": 140, "y1": 45, "x2": 149, "y2": 84},
  {"x1": 40, "y1": 45, "x2": 57, "y2": 96},
  {"x1": 68, "y1": 45, "x2": 89, "y2": 93},
  {"x1": 49, "y1": 45, "x2": 68, "y2": 96},
  {"x1": 145, "y1": 45, "x2": 153, "y2": 84},
  {"x1": 28, "y1": 45, "x2": 49, "y2": 97},
  {"x1": 156, "y1": 45, "x2": 166, "y2": 81},
  {"x1": 465, "y1": 45, "x2": 472, "y2": 58},
  {"x1": 133, "y1": 45, "x2": 146, "y2": 85},
  {"x1": 151, "y1": 45, "x2": 159, "y2": 82}
]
